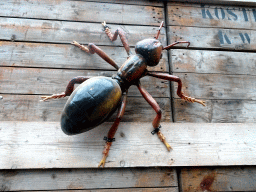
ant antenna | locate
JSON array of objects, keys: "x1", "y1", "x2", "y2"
[
  {"x1": 154, "y1": 21, "x2": 164, "y2": 40},
  {"x1": 163, "y1": 41, "x2": 190, "y2": 50}
]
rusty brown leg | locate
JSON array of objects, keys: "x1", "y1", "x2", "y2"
[
  {"x1": 136, "y1": 81, "x2": 171, "y2": 151},
  {"x1": 72, "y1": 41, "x2": 119, "y2": 70},
  {"x1": 147, "y1": 72, "x2": 206, "y2": 106},
  {"x1": 102, "y1": 21, "x2": 132, "y2": 57},
  {"x1": 41, "y1": 76, "x2": 89, "y2": 101},
  {"x1": 163, "y1": 41, "x2": 190, "y2": 50},
  {"x1": 98, "y1": 91, "x2": 128, "y2": 168}
]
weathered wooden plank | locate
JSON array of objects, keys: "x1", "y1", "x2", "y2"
[
  {"x1": 168, "y1": 3, "x2": 256, "y2": 29},
  {"x1": 168, "y1": 26, "x2": 254, "y2": 50},
  {"x1": 18, "y1": 188, "x2": 178, "y2": 192},
  {"x1": 0, "y1": 0, "x2": 164, "y2": 26},
  {"x1": 0, "y1": 18, "x2": 166, "y2": 46},
  {"x1": 169, "y1": 0, "x2": 256, "y2": 6},
  {"x1": 0, "y1": 41, "x2": 168, "y2": 72},
  {"x1": 4, "y1": 187, "x2": 177, "y2": 192},
  {"x1": 0, "y1": 67, "x2": 170, "y2": 97},
  {"x1": 87, "y1": 0, "x2": 163, "y2": 6},
  {"x1": 180, "y1": 167, "x2": 256, "y2": 192},
  {"x1": 0, "y1": 122, "x2": 255, "y2": 169},
  {"x1": 0, "y1": 94, "x2": 171, "y2": 122},
  {"x1": 172, "y1": 49, "x2": 256, "y2": 75},
  {"x1": 0, "y1": 167, "x2": 177, "y2": 191},
  {"x1": 174, "y1": 99, "x2": 256, "y2": 123},
  {"x1": 172, "y1": 72, "x2": 256, "y2": 100}
]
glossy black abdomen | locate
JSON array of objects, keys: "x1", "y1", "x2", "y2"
[{"x1": 61, "y1": 76, "x2": 122, "y2": 135}]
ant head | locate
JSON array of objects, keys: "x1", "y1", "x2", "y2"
[
  {"x1": 135, "y1": 38, "x2": 163, "y2": 66},
  {"x1": 135, "y1": 21, "x2": 164, "y2": 67}
]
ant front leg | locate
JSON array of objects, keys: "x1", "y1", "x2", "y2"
[
  {"x1": 72, "y1": 41, "x2": 119, "y2": 70},
  {"x1": 102, "y1": 21, "x2": 132, "y2": 57},
  {"x1": 98, "y1": 91, "x2": 128, "y2": 168},
  {"x1": 136, "y1": 81, "x2": 171, "y2": 151},
  {"x1": 147, "y1": 72, "x2": 206, "y2": 106},
  {"x1": 41, "y1": 76, "x2": 89, "y2": 101}
]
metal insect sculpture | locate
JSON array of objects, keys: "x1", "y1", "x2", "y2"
[{"x1": 41, "y1": 21, "x2": 205, "y2": 167}]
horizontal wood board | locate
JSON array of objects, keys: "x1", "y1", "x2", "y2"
[
  {"x1": 171, "y1": 0, "x2": 256, "y2": 6},
  {"x1": 172, "y1": 49, "x2": 256, "y2": 75},
  {"x1": 168, "y1": 3, "x2": 256, "y2": 29},
  {"x1": 0, "y1": 67, "x2": 170, "y2": 97},
  {"x1": 174, "y1": 99, "x2": 256, "y2": 123},
  {"x1": 168, "y1": 26, "x2": 255, "y2": 50},
  {"x1": 0, "y1": 94, "x2": 171, "y2": 122},
  {"x1": 180, "y1": 166, "x2": 256, "y2": 191},
  {"x1": 0, "y1": 0, "x2": 164, "y2": 25},
  {"x1": 0, "y1": 41, "x2": 168, "y2": 71},
  {"x1": 0, "y1": 122, "x2": 255, "y2": 169},
  {"x1": 22, "y1": 189, "x2": 177, "y2": 192},
  {"x1": 0, "y1": 167, "x2": 177, "y2": 191},
  {"x1": 84, "y1": 0, "x2": 163, "y2": 6},
  {"x1": 0, "y1": 17, "x2": 166, "y2": 46}
]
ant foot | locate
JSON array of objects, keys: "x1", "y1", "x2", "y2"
[
  {"x1": 71, "y1": 41, "x2": 89, "y2": 52},
  {"x1": 98, "y1": 156, "x2": 107, "y2": 168},
  {"x1": 194, "y1": 99, "x2": 206, "y2": 107},
  {"x1": 40, "y1": 92, "x2": 66, "y2": 101},
  {"x1": 157, "y1": 131, "x2": 172, "y2": 151}
]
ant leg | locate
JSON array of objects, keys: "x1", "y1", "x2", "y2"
[
  {"x1": 102, "y1": 21, "x2": 132, "y2": 57},
  {"x1": 41, "y1": 76, "x2": 89, "y2": 101},
  {"x1": 147, "y1": 72, "x2": 206, "y2": 106},
  {"x1": 98, "y1": 91, "x2": 128, "y2": 168},
  {"x1": 163, "y1": 41, "x2": 190, "y2": 50},
  {"x1": 72, "y1": 41, "x2": 119, "y2": 70},
  {"x1": 136, "y1": 82, "x2": 171, "y2": 151}
]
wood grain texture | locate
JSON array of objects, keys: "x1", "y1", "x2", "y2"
[
  {"x1": 174, "y1": 99, "x2": 256, "y2": 123},
  {"x1": 0, "y1": 0, "x2": 164, "y2": 25},
  {"x1": 0, "y1": 67, "x2": 170, "y2": 97},
  {"x1": 0, "y1": 167, "x2": 177, "y2": 191},
  {"x1": 168, "y1": 26, "x2": 254, "y2": 50},
  {"x1": 180, "y1": 167, "x2": 256, "y2": 191},
  {"x1": 0, "y1": 94, "x2": 171, "y2": 122},
  {"x1": 172, "y1": 49, "x2": 256, "y2": 75},
  {"x1": 0, "y1": 122, "x2": 255, "y2": 169},
  {"x1": 35, "y1": 0, "x2": 164, "y2": 7},
  {"x1": 168, "y1": 3, "x2": 256, "y2": 29},
  {"x1": 88, "y1": 0, "x2": 163, "y2": 6},
  {"x1": 0, "y1": 41, "x2": 168, "y2": 71},
  {"x1": 169, "y1": 0, "x2": 256, "y2": 6},
  {"x1": 11, "y1": 188, "x2": 178, "y2": 192},
  {"x1": 0, "y1": 17, "x2": 166, "y2": 46},
  {"x1": 172, "y1": 72, "x2": 256, "y2": 100}
]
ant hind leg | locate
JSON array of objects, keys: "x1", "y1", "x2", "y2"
[
  {"x1": 98, "y1": 91, "x2": 128, "y2": 168},
  {"x1": 136, "y1": 81, "x2": 171, "y2": 151}
]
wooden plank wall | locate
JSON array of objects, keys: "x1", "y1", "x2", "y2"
[
  {"x1": 167, "y1": 2, "x2": 256, "y2": 191},
  {"x1": 0, "y1": 0, "x2": 256, "y2": 191}
]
